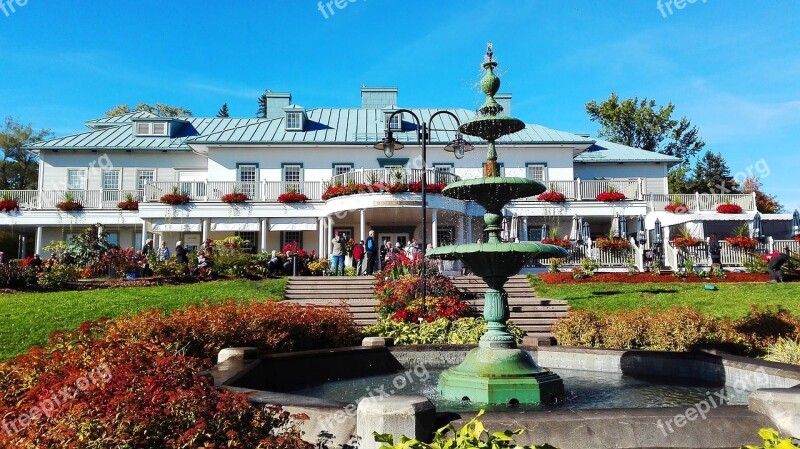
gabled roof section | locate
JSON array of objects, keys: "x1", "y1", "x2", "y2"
[
  {"x1": 28, "y1": 117, "x2": 268, "y2": 152},
  {"x1": 84, "y1": 111, "x2": 160, "y2": 129},
  {"x1": 188, "y1": 108, "x2": 597, "y2": 146},
  {"x1": 574, "y1": 140, "x2": 681, "y2": 165}
]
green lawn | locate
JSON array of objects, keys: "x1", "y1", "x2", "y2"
[
  {"x1": 0, "y1": 278, "x2": 287, "y2": 360},
  {"x1": 529, "y1": 275, "x2": 800, "y2": 319}
]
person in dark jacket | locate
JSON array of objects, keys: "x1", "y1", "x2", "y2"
[
  {"x1": 29, "y1": 254, "x2": 43, "y2": 272},
  {"x1": 175, "y1": 241, "x2": 189, "y2": 274},
  {"x1": 364, "y1": 230, "x2": 376, "y2": 275},
  {"x1": 708, "y1": 233, "x2": 721, "y2": 266},
  {"x1": 764, "y1": 248, "x2": 790, "y2": 283}
]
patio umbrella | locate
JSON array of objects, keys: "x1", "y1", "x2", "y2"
[
  {"x1": 510, "y1": 214, "x2": 519, "y2": 242},
  {"x1": 653, "y1": 218, "x2": 663, "y2": 245},
  {"x1": 636, "y1": 215, "x2": 647, "y2": 244},
  {"x1": 611, "y1": 213, "x2": 620, "y2": 238},
  {"x1": 618, "y1": 214, "x2": 628, "y2": 240},
  {"x1": 581, "y1": 221, "x2": 591, "y2": 242},
  {"x1": 569, "y1": 215, "x2": 581, "y2": 241},
  {"x1": 541, "y1": 223, "x2": 550, "y2": 241},
  {"x1": 501, "y1": 217, "x2": 509, "y2": 242},
  {"x1": 792, "y1": 210, "x2": 800, "y2": 237},
  {"x1": 752, "y1": 212, "x2": 764, "y2": 240}
]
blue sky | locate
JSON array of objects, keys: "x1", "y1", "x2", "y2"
[{"x1": 1, "y1": 1, "x2": 798, "y2": 209}]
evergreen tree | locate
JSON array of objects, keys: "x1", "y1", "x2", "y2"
[
  {"x1": 688, "y1": 152, "x2": 739, "y2": 194},
  {"x1": 217, "y1": 103, "x2": 230, "y2": 118},
  {"x1": 257, "y1": 93, "x2": 268, "y2": 118}
]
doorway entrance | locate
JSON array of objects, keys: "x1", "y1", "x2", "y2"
[{"x1": 379, "y1": 233, "x2": 408, "y2": 250}]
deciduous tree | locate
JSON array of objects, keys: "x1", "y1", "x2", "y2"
[
  {"x1": 105, "y1": 103, "x2": 191, "y2": 118},
  {"x1": 0, "y1": 116, "x2": 52, "y2": 190},
  {"x1": 741, "y1": 175, "x2": 782, "y2": 213}
]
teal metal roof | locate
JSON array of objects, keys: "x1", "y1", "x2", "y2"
[
  {"x1": 188, "y1": 108, "x2": 596, "y2": 146},
  {"x1": 574, "y1": 140, "x2": 681, "y2": 165},
  {"x1": 84, "y1": 111, "x2": 159, "y2": 129},
  {"x1": 28, "y1": 117, "x2": 268, "y2": 151}
]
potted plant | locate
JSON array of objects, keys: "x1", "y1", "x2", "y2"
[
  {"x1": 116, "y1": 193, "x2": 139, "y2": 211},
  {"x1": 671, "y1": 226, "x2": 703, "y2": 248},
  {"x1": 0, "y1": 192, "x2": 18, "y2": 212},
  {"x1": 596, "y1": 185, "x2": 626, "y2": 202},
  {"x1": 537, "y1": 191, "x2": 567, "y2": 203},
  {"x1": 221, "y1": 188, "x2": 250, "y2": 204},
  {"x1": 725, "y1": 224, "x2": 759, "y2": 249},
  {"x1": 594, "y1": 228, "x2": 630, "y2": 250},
  {"x1": 277, "y1": 187, "x2": 307, "y2": 204},
  {"x1": 159, "y1": 186, "x2": 190, "y2": 205},
  {"x1": 56, "y1": 192, "x2": 84, "y2": 211},
  {"x1": 716, "y1": 200, "x2": 743, "y2": 214},
  {"x1": 541, "y1": 228, "x2": 571, "y2": 249},
  {"x1": 664, "y1": 195, "x2": 688, "y2": 213}
]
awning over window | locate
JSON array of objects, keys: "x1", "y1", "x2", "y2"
[
  {"x1": 211, "y1": 220, "x2": 260, "y2": 232},
  {"x1": 151, "y1": 222, "x2": 202, "y2": 233},
  {"x1": 269, "y1": 217, "x2": 317, "y2": 232}
]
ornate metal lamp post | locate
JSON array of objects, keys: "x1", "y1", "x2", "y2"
[{"x1": 374, "y1": 111, "x2": 473, "y2": 315}]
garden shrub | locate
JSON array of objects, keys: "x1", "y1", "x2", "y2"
[
  {"x1": 743, "y1": 255, "x2": 768, "y2": 274},
  {"x1": 63, "y1": 224, "x2": 117, "y2": 267},
  {"x1": 0, "y1": 300, "x2": 358, "y2": 448},
  {"x1": 551, "y1": 310, "x2": 602, "y2": 347},
  {"x1": 643, "y1": 307, "x2": 718, "y2": 352},
  {"x1": 763, "y1": 338, "x2": 800, "y2": 365},
  {"x1": 732, "y1": 306, "x2": 800, "y2": 352},
  {"x1": 37, "y1": 264, "x2": 78, "y2": 289},
  {"x1": 365, "y1": 317, "x2": 525, "y2": 345},
  {"x1": 597, "y1": 308, "x2": 650, "y2": 349},
  {"x1": 0, "y1": 263, "x2": 36, "y2": 289}
]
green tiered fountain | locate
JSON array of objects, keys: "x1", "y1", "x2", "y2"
[{"x1": 427, "y1": 43, "x2": 569, "y2": 405}]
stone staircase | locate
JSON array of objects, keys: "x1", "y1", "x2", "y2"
[{"x1": 283, "y1": 275, "x2": 569, "y2": 338}]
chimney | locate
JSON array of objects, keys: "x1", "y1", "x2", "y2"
[
  {"x1": 496, "y1": 93, "x2": 512, "y2": 116},
  {"x1": 264, "y1": 91, "x2": 292, "y2": 120},
  {"x1": 361, "y1": 86, "x2": 398, "y2": 109}
]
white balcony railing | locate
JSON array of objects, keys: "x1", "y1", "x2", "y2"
[
  {"x1": 519, "y1": 179, "x2": 643, "y2": 201},
  {"x1": 327, "y1": 168, "x2": 461, "y2": 187},
  {"x1": 646, "y1": 193, "x2": 757, "y2": 212}
]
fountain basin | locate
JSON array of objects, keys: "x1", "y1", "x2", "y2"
[
  {"x1": 427, "y1": 242, "x2": 568, "y2": 278},
  {"x1": 442, "y1": 176, "x2": 545, "y2": 211}
]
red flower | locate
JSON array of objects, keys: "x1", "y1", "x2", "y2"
[
  {"x1": 159, "y1": 193, "x2": 190, "y2": 205},
  {"x1": 541, "y1": 237, "x2": 572, "y2": 249},
  {"x1": 116, "y1": 200, "x2": 139, "y2": 211},
  {"x1": 672, "y1": 236, "x2": 702, "y2": 248},
  {"x1": 794, "y1": 236, "x2": 800, "y2": 242},
  {"x1": 717, "y1": 204, "x2": 743, "y2": 214},
  {"x1": 725, "y1": 236, "x2": 759, "y2": 248},
  {"x1": 594, "y1": 237, "x2": 630, "y2": 250},
  {"x1": 0, "y1": 199, "x2": 18, "y2": 212},
  {"x1": 537, "y1": 191, "x2": 566, "y2": 203},
  {"x1": 56, "y1": 200, "x2": 84, "y2": 211},
  {"x1": 277, "y1": 192, "x2": 307, "y2": 204},
  {"x1": 665, "y1": 204, "x2": 688, "y2": 213},
  {"x1": 221, "y1": 192, "x2": 250, "y2": 204},
  {"x1": 596, "y1": 191, "x2": 627, "y2": 202}
]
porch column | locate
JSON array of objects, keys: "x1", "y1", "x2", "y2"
[
  {"x1": 359, "y1": 209, "x2": 366, "y2": 242},
  {"x1": 201, "y1": 219, "x2": 210, "y2": 242},
  {"x1": 327, "y1": 216, "x2": 334, "y2": 256},
  {"x1": 141, "y1": 220, "x2": 148, "y2": 245},
  {"x1": 35, "y1": 226, "x2": 43, "y2": 255},
  {"x1": 260, "y1": 218, "x2": 268, "y2": 253},
  {"x1": 318, "y1": 217, "x2": 325, "y2": 258},
  {"x1": 522, "y1": 217, "x2": 529, "y2": 242},
  {"x1": 456, "y1": 216, "x2": 465, "y2": 244},
  {"x1": 431, "y1": 209, "x2": 439, "y2": 248}
]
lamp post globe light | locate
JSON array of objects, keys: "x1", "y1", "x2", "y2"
[{"x1": 373, "y1": 110, "x2": 474, "y2": 316}]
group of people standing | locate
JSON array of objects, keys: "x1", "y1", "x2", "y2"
[
  {"x1": 141, "y1": 239, "x2": 206, "y2": 276},
  {"x1": 328, "y1": 231, "x2": 430, "y2": 276}
]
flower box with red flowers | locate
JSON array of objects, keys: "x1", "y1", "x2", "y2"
[
  {"x1": 116, "y1": 200, "x2": 139, "y2": 211},
  {"x1": 725, "y1": 236, "x2": 759, "y2": 249},
  {"x1": 795, "y1": 235, "x2": 800, "y2": 242},
  {"x1": 537, "y1": 191, "x2": 566, "y2": 203},
  {"x1": 221, "y1": 192, "x2": 250, "y2": 204},
  {"x1": 596, "y1": 191, "x2": 627, "y2": 202},
  {"x1": 671, "y1": 236, "x2": 703, "y2": 248},
  {"x1": 159, "y1": 193, "x2": 190, "y2": 205},
  {"x1": 408, "y1": 182, "x2": 446, "y2": 194},
  {"x1": 716, "y1": 204, "x2": 743, "y2": 214},
  {"x1": 664, "y1": 204, "x2": 688, "y2": 213},
  {"x1": 541, "y1": 237, "x2": 572, "y2": 249},
  {"x1": 277, "y1": 192, "x2": 307, "y2": 203},
  {"x1": 0, "y1": 199, "x2": 19, "y2": 212},
  {"x1": 594, "y1": 237, "x2": 630, "y2": 250},
  {"x1": 56, "y1": 201, "x2": 83, "y2": 211}
]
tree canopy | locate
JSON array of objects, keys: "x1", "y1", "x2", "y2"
[
  {"x1": 686, "y1": 151, "x2": 739, "y2": 194},
  {"x1": 105, "y1": 103, "x2": 192, "y2": 118},
  {"x1": 741, "y1": 175, "x2": 782, "y2": 213},
  {"x1": 256, "y1": 94, "x2": 267, "y2": 118},
  {"x1": 0, "y1": 117, "x2": 52, "y2": 190}
]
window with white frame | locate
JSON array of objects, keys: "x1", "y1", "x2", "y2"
[
  {"x1": 526, "y1": 164, "x2": 547, "y2": 182},
  {"x1": 136, "y1": 170, "x2": 155, "y2": 191},
  {"x1": 434, "y1": 165, "x2": 452, "y2": 183},
  {"x1": 283, "y1": 164, "x2": 302, "y2": 191},
  {"x1": 386, "y1": 112, "x2": 402, "y2": 131},
  {"x1": 134, "y1": 121, "x2": 169, "y2": 136},
  {"x1": 237, "y1": 165, "x2": 258, "y2": 198},
  {"x1": 285, "y1": 112, "x2": 302, "y2": 130},
  {"x1": 102, "y1": 170, "x2": 120, "y2": 191},
  {"x1": 281, "y1": 231, "x2": 303, "y2": 249},
  {"x1": 152, "y1": 122, "x2": 167, "y2": 135},
  {"x1": 67, "y1": 169, "x2": 86, "y2": 190},
  {"x1": 333, "y1": 164, "x2": 352, "y2": 177}
]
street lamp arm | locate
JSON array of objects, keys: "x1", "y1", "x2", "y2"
[
  {"x1": 427, "y1": 110, "x2": 463, "y2": 137},
  {"x1": 386, "y1": 109, "x2": 422, "y2": 142}
]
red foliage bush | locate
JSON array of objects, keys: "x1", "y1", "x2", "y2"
[
  {"x1": 221, "y1": 192, "x2": 250, "y2": 203},
  {"x1": 0, "y1": 199, "x2": 18, "y2": 212},
  {"x1": 725, "y1": 236, "x2": 759, "y2": 248},
  {"x1": 596, "y1": 191, "x2": 626, "y2": 202},
  {"x1": 55, "y1": 200, "x2": 83, "y2": 211},
  {"x1": 717, "y1": 203, "x2": 743, "y2": 214},
  {"x1": 277, "y1": 192, "x2": 307, "y2": 203},
  {"x1": 537, "y1": 191, "x2": 566, "y2": 203},
  {"x1": 0, "y1": 301, "x2": 357, "y2": 447},
  {"x1": 537, "y1": 271, "x2": 771, "y2": 284},
  {"x1": 541, "y1": 237, "x2": 572, "y2": 249},
  {"x1": 321, "y1": 182, "x2": 446, "y2": 200},
  {"x1": 159, "y1": 193, "x2": 190, "y2": 205},
  {"x1": 116, "y1": 199, "x2": 139, "y2": 210},
  {"x1": 664, "y1": 204, "x2": 688, "y2": 213},
  {"x1": 594, "y1": 237, "x2": 630, "y2": 250},
  {"x1": 672, "y1": 236, "x2": 703, "y2": 248}
]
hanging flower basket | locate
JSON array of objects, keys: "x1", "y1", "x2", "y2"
[
  {"x1": 541, "y1": 237, "x2": 572, "y2": 249},
  {"x1": 159, "y1": 193, "x2": 190, "y2": 205},
  {"x1": 221, "y1": 192, "x2": 250, "y2": 204},
  {"x1": 0, "y1": 199, "x2": 19, "y2": 213},
  {"x1": 725, "y1": 236, "x2": 759, "y2": 249},
  {"x1": 716, "y1": 204, "x2": 743, "y2": 214},
  {"x1": 116, "y1": 200, "x2": 139, "y2": 211},
  {"x1": 594, "y1": 237, "x2": 630, "y2": 250},
  {"x1": 277, "y1": 192, "x2": 307, "y2": 204},
  {"x1": 537, "y1": 191, "x2": 566, "y2": 203},
  {"x1": 56, "y1": 201, "x2": 84, "y2": 212},
  {"x1": 664, "y1": 204, "x2": 688, "y2": 213},
  {"x1": 596, "y1": 191, "x2": 626, "y2": 202},
  {"x1": 671, "y1": 236, "x2": 703, "y2": 248}
]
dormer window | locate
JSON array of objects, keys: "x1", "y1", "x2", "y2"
[
  {"x1": 385, "y1": 112, "x2": 402, "y2": 131},
  {"x1": 134, "y1": 121, "x2": 169, "y2": 136},
  {"x1": 286, "y1": 112, "x2": 303, "y2": 131}
]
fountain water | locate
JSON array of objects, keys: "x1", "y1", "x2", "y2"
[{"x1": 427, "y1": 43, "x2": 569, "y2": 405}]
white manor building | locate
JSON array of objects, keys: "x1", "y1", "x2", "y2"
[{"x1": 1, "y1": 87, "x2": 795, "y2": 270}]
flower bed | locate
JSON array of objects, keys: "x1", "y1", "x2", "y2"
[
  {"x1": 56, "y1": 200, "x2": 83, "y2": 211},
  {"x1": 0, "y1": 199, "x2": 18, "y2": 212},
  {"x1": 159, "y1": 193, "x2": 190, "y2": 205},
  {"x1": 322, "y1": 182, "x2": 446, "y2": 200},
  {"x1": 537, "y1": 191, "x2": 566, "y2": 203},
  {"x1": 541, "y1": 237, "x2": 572, "y2": 249},
  {"x1": 116, "y1": 199, "x2": 139, "y2": 211},
  {"x1": 672, "y1": 236, "x2": 703, "y2": 248},
  {"x1": 277, "y1": 192, "x2": 307, "y2": 203},
  {"x1": 221, "y1": 192, "x2": 250, "y2": 204},
  {"x1": 665, "y1": 204, "x2": 688, "y2": 213},
  {"x1": 594, "y1": 237, "x2": 630, "y2": 250},
  {"x1": 726, "y1": 235, "x2": 759, "y2": 249},
  {"x1": 538, "y1": 271, "x2": 771, "y2": 284},
  {"x1": 596, "y1": 191, "x2": 626, "y2": 202},
  {"x1": 717, "y1": 203, "x2": 743, "y2": 214}
]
